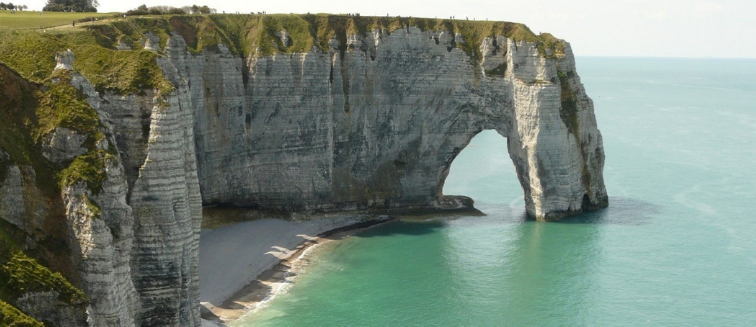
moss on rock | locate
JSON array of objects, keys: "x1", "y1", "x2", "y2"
[
  {"x1": 1, "y1": 62, "x2": 119, "y2": 196},
  {"x1": 58, "y1": 150, "x2": 112, "y2": 195},
  {"x1": 0, "y1": 60, "x2": 95, "y2": 325},
  {"x1": 0, "y1": 64, "x2": 58, "y2": 196},
  {"x1": 0, "y1": 299, "x2": 43, "y2": 327},
  {"x1": 0, "y1": 219, "x2": 87, "y2": 323},
  {"x1": 558, "y1": 70, "x2": 580, "y2": 134},
  {"x1": 0, "y1": 251, "x2": 88, "y2": 306},
  {"x1": 35, "y1": 70, "x2": 104, "y2": 143}
]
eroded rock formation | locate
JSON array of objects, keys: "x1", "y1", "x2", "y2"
[
  {"x1": 176, "y1": 26, "x2": 606, "y2": 220},
  {"x1": 0, "y1": 15, "x2": 607, "y2": 326}
]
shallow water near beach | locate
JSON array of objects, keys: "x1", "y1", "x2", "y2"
[{"x1": 234, "y1": 57, "x2": 756, "y2": 326}]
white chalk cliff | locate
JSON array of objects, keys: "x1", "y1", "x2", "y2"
[
  {"x1": 0, "y1": 15, "x2": 607, "y2": 326},
  {"x1": 177, "y1": 27, "x2": 608, "y2": 220}
]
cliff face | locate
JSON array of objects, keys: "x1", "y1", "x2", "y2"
[
  {"x1": 1, "y1": 50, "x2": 200, "y2": 324},
  {"x1": 178, "y1": 25, "x2": 606, "y2": 220},
  {"x1": 0, "y1": 14, "x2": 607, "y2": 326},
  {"x1": 67, "y1": 63, "x2": 201, "y2": 326}
]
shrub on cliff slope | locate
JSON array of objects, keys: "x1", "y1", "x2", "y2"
[{"x1": 43, "y1": 0, "x2": 98, "y2": 12}]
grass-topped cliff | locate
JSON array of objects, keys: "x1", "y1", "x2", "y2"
[
  {"x1": 0, "y1": 13, "x2": 566, "y2": 91},
  {"x1": 0, "y1": 11, "x2": 116, "y2": 30},
  {"x1": 166, "y1": 14, "x2": 565, "y2": 58}
]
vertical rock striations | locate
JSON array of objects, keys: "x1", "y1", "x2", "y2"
[
  {"x1": 76, "y1": 50, "x2": 203, "y2": 324},
  {"x1": 121, "y1": 57, "x2": 202, "y2": 327},
  {"x1": 173, "y1": 21, "x2": 608, "y2": 221},
  {"x1": 55, "y1": 54, "x2": 140, "y2": 326}
]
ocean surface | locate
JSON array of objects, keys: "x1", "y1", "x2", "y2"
[{"x1": 235, "y1": 57, "x2": 756, "y2": 326}]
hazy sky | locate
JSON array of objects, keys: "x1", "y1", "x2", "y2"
[{"x1": 21, "y1": 0, "x2": 756, "y2": 58}]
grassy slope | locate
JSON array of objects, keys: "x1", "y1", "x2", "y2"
[
  {"x1": 0, "y1": 28, "x2": 174, "y2": 94},
  {"x1": 0, "y1": 11, "x2": 117, "y2": 30}
]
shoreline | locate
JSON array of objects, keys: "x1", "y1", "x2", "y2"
[{"x1": 200, "y1": 216, "x2": 394, "y2": 324}]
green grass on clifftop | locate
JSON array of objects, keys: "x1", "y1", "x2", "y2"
[
  {"x1": 219, "y1": 14, "x2": 563, "y2": 59},
  {"x1": 0, "y1": 14, "x2": 566, "y2": 95},
  {"x1": 0, "y1": 28, "x2": 173, "y2": 94},
  {"x1": 2, "y1": 13, "x2": 565, "y2": 64},
  {"x1": 0, "y1": 11, "x2": 116, "y2": 30},
  {"x1": 0, "y1": 14, "x2": 565, "y2": 88}
]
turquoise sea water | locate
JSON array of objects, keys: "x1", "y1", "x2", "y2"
[{"x1": 236, "y1": 58, "x2": 756, "y2": 326}]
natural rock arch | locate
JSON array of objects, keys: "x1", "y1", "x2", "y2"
[{"x1": 160, "y1": 26, "x2": 608, "y2": 221}]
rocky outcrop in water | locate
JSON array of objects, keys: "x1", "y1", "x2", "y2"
[{"x1": 0, "y1": 15, "x2": 607, "y2": 326}]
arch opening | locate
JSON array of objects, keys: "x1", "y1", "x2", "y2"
[{"x1": 439, "y1": 130, "x2": 524, "y2": 211}]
